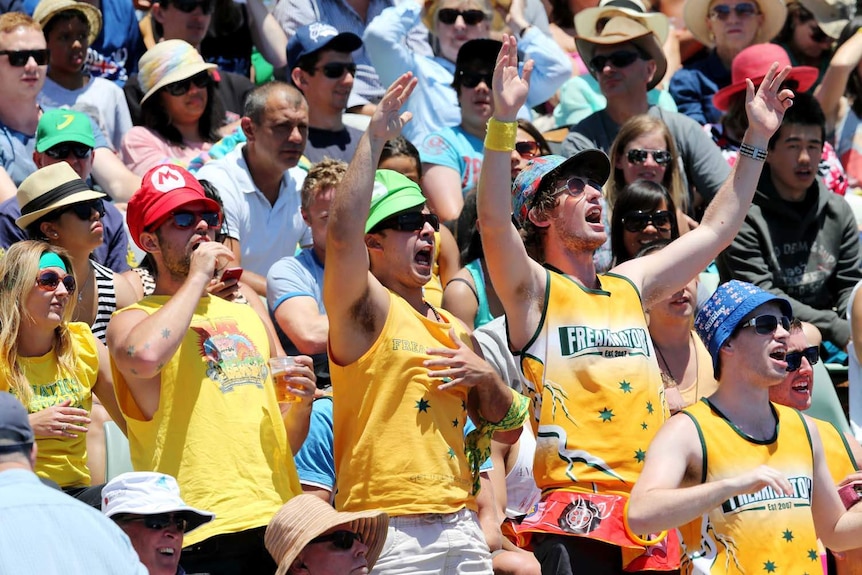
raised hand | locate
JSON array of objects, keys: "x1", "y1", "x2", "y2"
[
  {"x1": 745, "y1": 63, "x2": 794, "y2": 142},
  {"x1": 491, "y1": 34, "x2": 533, "y2": 122},
  {"x1": 368, "y1": 72, "x2": 418, "y2": 143}
]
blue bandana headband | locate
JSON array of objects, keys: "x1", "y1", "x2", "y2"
[{"x1": 39, "y1": 252, "x2": 67, "y2": 272}]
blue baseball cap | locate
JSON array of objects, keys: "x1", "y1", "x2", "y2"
[
  {"x1": 694, "y1": 280, "x2": 793, "y2": 377},
  {"x1": 287, "y1": 23, "x2": 362, "y2": 73},
  {"x1": 0, "y1": 392, "x2": 33, "y2": 454}
]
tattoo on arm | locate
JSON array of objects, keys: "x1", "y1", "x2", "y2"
[
  {"x1": 161, "y1": 328, "x2": 171, "y2": 339},
  {"x1": 126, "y1": 345, "x2": 135, "y2": 357}
]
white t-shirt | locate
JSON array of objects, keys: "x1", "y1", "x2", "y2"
[{"x1": 848, "y1": 280, "x2": 862, "y2": 442}]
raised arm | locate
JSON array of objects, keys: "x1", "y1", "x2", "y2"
[
  {"x1": 616, "y1": 63, "x2": 795, "y2": 311},
  {"x1": 323, "y1": 74, "x2": 417, "y2": 363},
  {"x1": 476, "y1": 36, "x2": 544, "y2": 350},
  {"x1": 815, "y1": 31, "x2": 862, "y2": 134}
]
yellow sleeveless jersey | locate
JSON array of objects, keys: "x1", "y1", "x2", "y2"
[
  {"x1": 679, "y1": 400, "x2": 818, "y2": 574},
  {"x1": 520, "y1": 269, "x2": 667, "y2": 495},
  {"x1": 813, "y1": 418, "x2": 858, "y2": 483},
  {"x1": 330, "y1": 290, "x2": 475, "y2": 515}
]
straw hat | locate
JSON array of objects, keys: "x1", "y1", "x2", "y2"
[
  {"x1": 265, "y1": 495, "x2": 389, "y2": 575},
  {"x1": 575, "y1": 0, "x2": 670, "y2": 44},
  {"x1": 33, "y1": 0, "x2": 102, "y2": 46},
  {"x1": 712, "y1": 43, "x2": 818, "y2": 111},
  {"x1": 138, "y1": 39, "x2": 217, "y2": 104},
  {"x1": 16, "y1": 163, "x2": 105, "y2": 230},
  {"x1": 575, "y1": 16, "x2": 667, "y2": 90},
  {"x1": 797, "y1": 0, "x2": 853, "y2": 39},
  {"x1": 684, "y1": 0, "x2": 787, "y2": 48}
]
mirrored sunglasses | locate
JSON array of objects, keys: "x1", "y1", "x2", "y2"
[
  {"x1": 36, "y1": 270, "x2": 76, "y2": 293},
  {"x1": 553, "y1": 176, "x2": 602, "y2": 199},
  {"x1": 785, "y1": 345, "x2": 819, "y2": 372},
  {"x1": 622, "y1": 210, "x2": 672, "y2": 233},
  {"x1": 62, "y1": 199, "x2": 105, "y2": 220},
  {"x1": 588, "y1": 51, "x2": 641, "y2": 73},
  {"x1": 45, "y1": 143, "x2": 92, "y2": 160},
  {"x1": 122, "y1": 514, "x2": 190, "y2": 533},
  {"x1": 170, "y1": 210, "x2": 222, "y2": 230},
  {"x1": 316, "y1": 62, "x2": 357, "y2": 79},
  {"x1": 459, "y1": 71, "x2": 493, "y2": 89},
  {"x1": 308, "y1": 530, "x2": 363, "y2": 550},
  {"x1": 374, "y1": 212, "x2": 440, "y2": 233},
  {"x1": 437, "y1": 8, "x2": 486, "y2": 25},
  {"x1": 515, "y1": 141, "x2": 540, "y2": 159},
  {"x1": 165, "y1": 72, "x2": 213, "y2": 97},
  {"x1": 709, "y1": 2, "x2": 759, "y2": 20},
  {"x1": 626, "y1": 148, "x2": 672, "y2": 166},
  {"x1": 167, "y1": 0, "x2": 214, "y2": 14},
  {"x1": 739, "y1": 314, "x2": 791, "y2": 335},
  {"x1": 0, "y1": 49, "x2": 49, "y2": 67}
]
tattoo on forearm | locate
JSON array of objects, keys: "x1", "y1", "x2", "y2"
[
  {"x1": 126, "y1": 345, "x2": 135, "y2": 357},
  {"x1": 161, "y1": 328, "x2": 171, "y2": 339}
]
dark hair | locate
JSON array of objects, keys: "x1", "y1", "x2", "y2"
[
  {"x1": 42, "y1": 9, "x2": 88, "y2": 40},
  {"x1": 379, "y1": 136, "x2": 422, "y2": 179},
  {"x1": 611, "y1": 180, "x2": 679, "y2": 264},
  {"x1": 634, "y1": 237, "x2": 672, "y2": 258},
  {"x1": 140, "y1": 78, "x2": 224, "y2": 146},
  {"x1": 767, "y1": 91, "x2": 826, "y2": 149},
  {"x1": 243, "y1": 81, "x2": 305, "y2": 125},
  {"x1": 520, "y1": 175, "x2": 562, "y2": 264},
  {"x1": 516, "y1": 119, "x2": 552, "y2": 156},
  {"x1": 837, "y1": 16, "x2": 862, "y2": 117}
]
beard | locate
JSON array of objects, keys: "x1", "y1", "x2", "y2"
[
  {"x1": 549, "y1": 212, "x2": 606, "y2": 254},
  {"x1": 156, "y1": 230, "x2": 193, "y2": 282}
]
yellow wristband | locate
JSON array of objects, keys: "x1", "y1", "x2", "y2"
[
  {"x1": 484, "y1": 118, "x2": 518, "y2": 152},
  {"x1": 622, "y1": 499, "x2": 668, "y2": 547}
]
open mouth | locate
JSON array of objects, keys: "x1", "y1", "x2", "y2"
[
  {"x1": 769, "y1": 350, "x2": 787, "y2": 365},
  {"x1": 791, "y1": 378, "x2": 811, "y2": 394},
  {"x1": 415, "y1": 246, "x2": 433, "y2": 267},
  {"x1": 585, "y1": 206, "x2": 602, "y2": 224}
]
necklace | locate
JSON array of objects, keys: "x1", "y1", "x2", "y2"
[
  {"x1": 77, "y1": 265, "x2": 93, "y2": 303},
  {"x1": 424, "y1": 299, "x2": 443, "y2": 322},
  {"x1": 654, "y1": 333, "x2": 698, "y2": 412}
]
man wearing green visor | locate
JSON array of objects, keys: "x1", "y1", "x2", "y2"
[{"x1": 322, "y1": 74, "x2": 525, "y2": 574}]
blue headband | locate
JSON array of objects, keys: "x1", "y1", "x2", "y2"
[{"x1": 38, "y1": 252, "x2": 67, "y2": 272}]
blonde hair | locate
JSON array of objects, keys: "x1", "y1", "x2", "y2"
[
  {"x1": 0, "y1": 241, "x2": 78, "y2": 406},
  {"x1": 0, "y1": 12, "x2": 41, "y2": 35},
  {"x1": 606, "y1": 115, "x2": 687, "y2": 213},
  {"x1": 301, "y1": 158, "x2": 347, "y2": 212}
]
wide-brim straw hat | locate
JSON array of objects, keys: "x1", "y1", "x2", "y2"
[
  {"x1": 138, "y1": 39, "x2": 217, "y2": 104},
  {"x1": 797, "y1": 0, "x2": 853, "y2": 39},
  {"x1": 575, "y1": 0, "x2": 670, "y2": 44},
  {"x1": 685, "y1": 0, "x2": 787, "y2": 48},
  {"x1": 33, "y1": 0, "x2": 102, "y2": 46},
  {"x1": 16, "y1": 162, "x2": 105, "y2": 230},
  {"x1": 712, "y1": 42, "x2": 818, "y2": 111},
  {"x1": 575, "y1": 16, "x2": 667, "y2": 90},
  {"x1": 265, "y1": 495, "x2": 389, "y2": 575}
]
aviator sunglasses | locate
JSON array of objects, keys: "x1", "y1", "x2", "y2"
[
  {"x1": 709, "y1": 2, "x2": 759, "y2": 20},
  {"x1": 121, "y1": 513, "x2": 190, "y2": 533},
  {"x1": 621, "y1": 210, "x2": 672, "y2": 233},
  {"x1": 588, "y1": 51, "x2": 642, "y2": 73},
  {"x1": 515, "y1": 141, "x2": 540, "y2": 159},
  {"x1": 738, "y1": 314, "x2": 791, "y2": 335},
  {"x1": 437, "y1": 8, "x2": 486, "y2": 25},
  {"x1": 308, "y1": 530, "x2": 363, "y2": 550},
  {"x1": 785, "y1": 345, "x2": 819, "y2": 372},
  {"x1": 315, "y1": 62, "x2": 357, "y2": 79},
  {"x1": 374, "y1": 212, "x2": 440, "y2": 233},
  {"x1": 0, "y1": 49, "x2": 49, "y2": 67},
  {"x1": 36, "y1": 270, "x2": 76, "y2": 293},
  {"x1": 626, "y1": 148, "x2": 672, "y2": 166},
  {"x1": 169, "y1": 210, "x2": 222, "y2": 230},
  {"x1": 165, "y1": 72, "x2": 213, "y2": 97}
]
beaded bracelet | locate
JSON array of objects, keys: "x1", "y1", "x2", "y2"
[
  {"x1": 739, "y1": 142, "x2": 768, "y2": 162},
  {"x1": 485, "y1": 118, "x2": 518, "y2": 152}
]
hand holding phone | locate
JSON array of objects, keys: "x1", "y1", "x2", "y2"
[
  {"x1": 838, "y1": 481, "x2": 862, "y2": 509},
  {"x1": 220, "y1": 267, "x2": 243, "y2": 283}
]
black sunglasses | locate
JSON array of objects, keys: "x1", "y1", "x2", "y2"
[
  {"x1": 709, "y1": 2, "x2": 759, "y2": 20},
  {"x1": 785, "y1": 345, "x2": 819, "y2": 372},
  {"x1": 374, "y1": 212, "x2": 440, "y2": 233},
  {"x1": 165, "y1": 0, "x2": 214, "y2": 14},
  {"x1": 170, "y1": 210, "x2": 222, "y2": 229},
  {"x1": 626, "y1": 148, "x2": 672, "y2": 166},
  {"x1": 622, "y1": 210, "x2": 672, "y2": 233},
  {"x1": 437, "y1": 8, "x2": 486, "y2": 25},
  {"x1": 739, "y1": 314, "x2": 791, "y2": 335},
  {"x1": 165, "y1": 72, "x2": 213, "y2": 97},
  {"x1": 588, "y1": 51, "x2": 642, "y2": 73},
  {"x1": 36, "y1": 270, "x2": 76, "y2": 293},
  {"x1": 61, "y1": 199, "x2": 105, "y2": 221},
  {"x1": 315, "y1": 62, "x2": 357, "y2": 79},
  {"x1": 811, "y1": 26, "x2": 832, "y2": 43},
  {"x1": 308, "y1": 530, "x2": 363, "y2": 550},
  {"x1": 122, "y1": 513, "x2": 190, "y2": 533},
  {"x1": 515, "y1": 141, "x2": 540, "y2": 159},
  {"x1": 45, "y1": 143, "x2": 92, "y2": 160},
  {"x1": 0, "y1": 49, "x2": 49, "y2": 67},
  {"x1": 459, "y1": 71, "x2": 492, "y2": 89}
]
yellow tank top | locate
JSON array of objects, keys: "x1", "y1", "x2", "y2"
[
  {"x1": 813, "y1": 418, "x2": 858, "y2": 483},
  {"x1": 423, "y1": 230, "x2": 444, "y2": 307},
  {"x1": 521, "y1": 270, "x2": 667, "y2": 495},
  {"x1": 330, "y1": 290, "x2": 475, "y2": 515},
  {"x1": 679, "y1": 400, "x2": 818, "y2": 574},
  {"x1": 112, "y1": 296, "x2": 300, "y2": 546}
]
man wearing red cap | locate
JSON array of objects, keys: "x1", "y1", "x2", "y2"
[{"x1": 106, "y1": 164, "x2": 316, "y2": 574}]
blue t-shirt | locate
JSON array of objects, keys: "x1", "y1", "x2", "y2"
[
  {"x1": 266, "y1": 248, "x2": 325, "y2": 356},
  {"x1": 419, "y1": 125, "x2": 484, "y2": 196}
]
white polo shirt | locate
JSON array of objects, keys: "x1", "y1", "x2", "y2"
[{"x1": 197, "y1": 145, "x2": 311, "y2": 277}]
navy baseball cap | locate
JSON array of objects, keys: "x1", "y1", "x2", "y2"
[
  {"x1": 287, "y1": 23, "x2": 362, "y2": 72},
  {"x1": 0, "y1": 392, "x2": 34, "y2": 454}
]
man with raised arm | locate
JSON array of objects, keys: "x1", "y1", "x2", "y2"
[
  {"x1": 476, "y1": 35, "x2": 793, "y2": 574},
  {"x1": 322, "y1": 72, "x2": 524, "y2": 573}
]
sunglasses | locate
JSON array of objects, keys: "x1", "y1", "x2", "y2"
[
  {"x1": 709, "y1": 2, "x2": 759, "y2": 20},
  {"x1": 308, "y1": 530, "x2": 363, "y2": 550},
  {"x1": 122, "y1": 514, "x2": 190, "y2": 533},
  {"x1": 515, "y1": 141, "x2": 540, "y2": 159},
  {"x1": 61, "y1": 199, "x2": 105, "y2": 220},
  {"x1": 553, "y1": 176, "x2": 602, "y2": 199},
  {"x1": 785, "y1": 345, "x2": 819, "y2": 372},
  {"x1": 588, "y1": 51, "x2": 642, "y2": 73},
  {"x1": 36, "y1": 270, "x2": 76, "y2": 293},
  {"x1": 0, "y1": 49, "x2": 49, "y2": 67},
  {"x1": 169, "y1": 210, "x2": 222, "y2": 230},
  {"x1": 621, "y1": 209, "x2": 672, "y2": 233},
  {"x1": 437, "y1": 8, "x2": 486, "y2": 25},
  {"x1": 166, "y1": 0, "x2": 214, "y2": 14},
  {"x1": 374, "y1": 212, "x2": 440, "y2": 233},
  {"x1": 44, "y1": 143, "x2": 93, "y2": 160},
  {"x1": 459, "y1": 71, "x2": 492, "y2": 89},
  {"x1": 810, "y1": 26, "x2": 832, "y2": 43},
  {"x1": 626, "y1": 148, "x2": 672, "y2": 166},
  {"x1": 164, "y1": 72, "x2": 213, "y2": 97},
  {"x1": 738, "y1": 314, "x2": 791, "y2": 335},
  {"x1": 315, "y1": 62, "x2": 357, "y2": 79}
]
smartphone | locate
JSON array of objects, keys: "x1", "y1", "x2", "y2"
[
  {"x1": 838, "y1": 481, "x2": 862, "y2": 509},
  {"x1": 221, "y1": 267, "x2": 243, "y2": 283}
]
